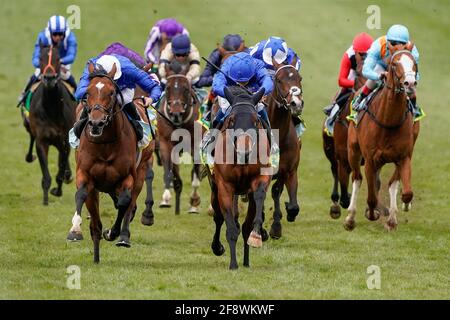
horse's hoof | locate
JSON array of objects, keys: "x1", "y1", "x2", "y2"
[
  {"x1": 365, "y1": 207, "x2": 380, "y2": 221},
  {"x1": 159, "y1": 201, "x2": 171, "y2": 208},
  {"x1": 103, "y1": 229, "x2": 118, "y2": 241},
  {"x1": 380, "y1": 205, "x2": 390, "y2": 217},
  {"x1": 211, "y1": 243, "x2": 225, "y2": 256},
  {"x1": 402, "y1": 202, "x2": 412, "y2": 212},
  {"x1": 343, "y1": 218, "x2": 356, "y2": 231},
  {"x1": 286, "y1": 203, "x2": 299, "y2": 222},
  {"x1": 261, "y1": 228, "x2": 269, "y2": 242},
  {"x1": 116, "y1": 238, "x2": 131, "y2": 248},
  {"x1": 207, "y1": 205, "x2": 214, "y2": 216},
  {"x1": 229, "y1": 264, "x2": 239, "y2": 270},
  {"x1": 247, "y1": 231, "x2": 262, "y2": 248},
  {"x1": 384, "y1": 219, "x2": 398, "y2": 231},
  {"x1": 188, "y1": 206, "x2": 199, "y2": 214},
  {"x1": 330, "y1": 204, "x2": 341, "y2": 219},
  {"x1": 25, "y1": 154, "x2": 36, "y2": 163},
  {"x1": 340, "y1": 195, "x2": 351, "y2": 209},
  {"x1": 86, "y1": 215, "x2": 91, "y2": 220},
  {"x1": 141, "y1": 213, "x2": 154, "y2": 226},
  {"x1": 240, "y1": 194, "x2": 249, "y2": 203},
  {"x1": 64, "y1": 176, "x2": 73, "y2": 184},
  {"x1": 269, "y1": 222, "x2": 282, "y2": 239},
  {"x1": 67, "y1": 231, "x2": 83, "y2": 241},
  {"x1": 43, "y1": 199, "x2": 48, "y2": 206},
  {"x1": 50, "y1": 188, "x2": 62, "y2": 197}
]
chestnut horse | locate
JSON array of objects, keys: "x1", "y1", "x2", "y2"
[
  {"x1": 157, "y1": 63, "x2": 203, "y2": 214},
  {"x1": 27, "y1": 43, "x2": 76, "y2": 205},
  {"x1": 207, "y1": 86, "x2": 271, "y2": 270},
  {"x1": 345, "y1": 44, "x2": 419, "y2": 231},
  {"x1": 266, "y1": 59, "x2": 304, "y2": 239},
  {"x1": 66, "y1": 63, "x2": 153, "y2": 263},
  {"x1": 322, "y1": 52, "x2": 366, "y2": 219}
]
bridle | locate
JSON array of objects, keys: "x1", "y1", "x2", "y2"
[
  {"x1": 385, "y1": 50, "x2": 417, "y2": 94},
  {"x1": 42, "y1": 45, "x2": 58, "y2": 76},
  {"x1": 273, "y1": 64, "x2": 302, "y2": 110},
  {"x1": 163, "y1": 74, "x2": 195, "y2": 126}
]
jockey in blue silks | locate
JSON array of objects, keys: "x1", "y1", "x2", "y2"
[
  {"x1": 19, "y1": 15, "x2": 78, "y2": 103},
  {"x1": 249, "y1": 36, "x2": 305, "y2": 137},
  {"x1": 69, "y1": 54, "x2": 162, "y2": 148},
  {"x1": 211, "y1": 51, "x2": 273, "y2": 129},
  {"x1": 353, "y1": 24, "x2": 421, "y2": 115}
]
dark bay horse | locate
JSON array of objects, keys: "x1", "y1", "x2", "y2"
[
  {"x1": 27, "y1": 43, "x2": 76, "y2": 205},
  {"x1": 66, "y1": 63, "x2": 154, "y2": 263},
  {"x1": 266, "y1": 59, "x2": 304, "y2": 239},
  {"x1": 345, "y1": 44, "x2": 419, "y2": 231},
  {"x1": 207, "y1": 86, "x2": 271, "y2": 270},
  {"x1": 157, "y1": 63, "x2": 203, "y2": 214},
  {"x1": 322, "y1": 52, "x2": 366, "y2": 219}
]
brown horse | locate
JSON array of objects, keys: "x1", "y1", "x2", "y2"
[
  {"x1": 266, "y1": 59, "x2": 304, "y2": 239},
  {"x1": 207, "y1": 86, "x2": 271, "y2": 270},
  {"x1": 345, "y1": 43, "x2": 419, "y2": 231},
  {"x1": 66, "y1": 63, "x2": 153, "y2": 263},
  {"x1": 27, "y1": 43, "x2": 76, "y2": 205},
  {"x1": 157, "y1": 62, "x2": 203, "y2": 214},
  {"x1": 322, "y1": 52, "x2": 366, "y2": 219}
]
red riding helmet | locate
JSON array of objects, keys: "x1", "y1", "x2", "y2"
[{"x1": 352, "y1": 32, "x2": 373, "y2": 53}]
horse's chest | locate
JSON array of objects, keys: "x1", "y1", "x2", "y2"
[{"x1": 90, "y1": 161, "x2": 130, "y2": 186}]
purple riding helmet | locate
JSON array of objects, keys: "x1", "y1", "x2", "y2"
[
  {"x1": 100, "y1": 42, "x2": 147, "y2": 68},
  {"x1": 157, "y1": 18, "x2": 185, "y2": 39}
]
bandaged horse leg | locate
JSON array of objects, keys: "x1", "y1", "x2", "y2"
[
  {"x1": 67, "y1": 183, "x2": 88, "y2": 241},
  {"x1": 188, "y1": 165, "x2": 201, "y2": 213}
]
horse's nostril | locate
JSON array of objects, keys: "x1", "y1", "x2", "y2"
[
  {"x1": 414, "y1": 81, "x2": 417, "y2": 86},
  {"x1": 404, "y1": 81, "x2": 409, "y2": 87},
  {"x1": 290, "y1": 101, "x2": 297, "y2": 107}
]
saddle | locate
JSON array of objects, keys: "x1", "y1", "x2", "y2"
[{"x1": 347, "y1": 86, "x2": 381, "y2": 124}]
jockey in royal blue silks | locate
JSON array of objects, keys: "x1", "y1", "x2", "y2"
[
  {"x1": 352, "y1": 24, "x2": 421, "y2": 116},
  {"x1": 249, "y1": 36, "x2": 305, "y2": 137},
  {"x1": 19, "y1": 15, "x2": 78, "y2": 103},
  {"x1": 211, "y1": 51, "x2": 273, "y2": 129},
  {"x1": 69, "y1": 54, "x2": 162, "y2": 149}
]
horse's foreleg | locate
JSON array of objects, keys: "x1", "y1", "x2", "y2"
[
  {"x1": 386, "y1": 168, "x2": 400, "y2": 231},
  {"x1": 337, "y1": 159, "x2": 351, "y2": 210},
  {"x1": 211, "y1": 184, "x2": 225, "y2": 256},
  {"x1": 364, "y1": 161, "x2": 381, "y2": 222},
  {"x1": 35, "y1": 141, "x2": 51, "y2": 205},
  {"x1": 344, "y1": 131, "x2": 362, "y2": 231},
  {"x1": 242, "y1": 194, "x2": 256, "y2": 267},
  {"x1": 173, "y1": 164, "x2": 182, "y2": 215},
  {"x1": 159, "y1": 142, "x2": 173, "y2": 208},
  {"x1": 285, "y1": 171, "x2": 300, "y2": 222},
  {"x1": 141, "y1": 160, "x2": 155, "y2": 226},
  {"x1": 85, "y1": 190, "x2": 101, "y2": 263},
  {"x1": 50, "y1": 143, "x2": 69, "y2": 197},
  {"x1": 218, "y1": 182, "x2": 238, "y2": 270},
  {"x1": 248, "y1": 181, "x2": 268, "y2": 248},
  {"x1": 188, "y1": 164, "x2": 201, "y2": 213},
  {"x1": 115, "y1": 175, "x2": 134, "y2": 247},
  {"x1": 400, "y1": 157, "x2": 414, "y2": 212},
  {"x1": 67, "y1": 182, "x2": 88, "y2": 241},
  {"x1": 25, "y1": 133, "x2": 36, "y2": 163},
  {"x1": 323, "y1": 133, "x2": 340, "y2": 214},
  {"x1": 270, "y1": 177, "x2": 284, "y2": 239}
]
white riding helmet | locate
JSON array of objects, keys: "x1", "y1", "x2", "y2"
[{"x1": 95, "y1": 55, "x2": 122, "y2": 80}]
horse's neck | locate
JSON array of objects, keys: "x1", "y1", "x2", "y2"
[
  {"x1": 377, "y1": 76, "x2": 408, "y2": 126},
  {"x1": 268, "y1": 95, "x2": 291, "y2": 128}
]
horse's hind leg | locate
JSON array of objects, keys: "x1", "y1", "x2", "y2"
[
  {"x1": 86, "y1": 190, "x2": 102, "y2": 263},
  {"x1": 337, "y1": 159, "x2": 351, "y2": 210},
  {"x1": 25, "y1": 133, "x2": 36, "y2": 163},
  {"x1": 141, "y1": 162, "x2": 155, "y2": 226},
  {"x1": 188, "y1": 164, "x2": 201, "y2": 214},
  {"x1": 173, "y1": 165, "x2": 183, "y2": 215},
  {"x1": 35, "y1": 141, "x2": 51, "y2": 205},
  {"x1": 211, "y1": 186, "x2": 225, "y2": 256},
  {"x1": 323, "y1": 132, "x2": 340, "y2": 217},
  {"x1": 399, "y1": 158, "x2": 413, "y2": 212},
  {"x1": 50, "y1": 144, "x2": 70, "y2": 197},
  {"x1": 344, "y1": 128, "x2": 362, "y2": 231},
  {"x1": 285, "y1": 171, "x2": 300, "y2": 222},
  {"x1": 269, "y1": 177, "x2": 284, "y2": 239}
]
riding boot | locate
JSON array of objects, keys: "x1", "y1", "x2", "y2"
[
  {"x1": 17, "y1": 75, "x2": 38, "y2": 104},
  {"x1": 123, "y1": 102, "x2": 144, "y2": 142},
  {"x1": 73, "y1": 107, "x2": 89, "y2": 138},
  {"x1": 65, "y1": 75, "x2": 78, "y2": 91},
  {"x1": 352, "y1": 91, "x2": 368, "y2": 111}
]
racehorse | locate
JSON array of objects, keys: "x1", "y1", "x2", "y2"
[
  {"x1": 27, "y1": 43, "x2": 76, "y2": 205},
  {"x1": 207, "y1": 86, "x2": 271, "y2": 270},
  {"x1": 157, "y1": 61, "x2": 203, "y2": 214},
  {"x1": 266, "y1": 58, "x2": 304, "y2": 239},
  {"x1": 322, "y1": 52, "x2": 366, "y2": 219},
  {"x1": 344, "y1": 43, "x2": 419, "y2": 231},
  {"x1": 66, "y1": 62, "x2": 154, "y2": 263}
]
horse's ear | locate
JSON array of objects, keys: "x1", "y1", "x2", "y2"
[
  {"x1": 291, "y1": 55, "x2": 298, "y2": 68},
  {"x1": 237, "y1": 41, "x2": 245, "y2": 52},
  {"x1": 88, "y1": 62, "x2": 95, "y2": 74},
  {"x1": 406, "y1": 41, "x2": 414, "y2": 52},
  {"x1": 252, "y1": 88, "x2": 265, "y2": 105},
  {"x1": 224, "y1": 86, "x2": 235, "y2": 105},
  {"x1": 165, "y1": 62, "x2": 172, "y2": 76},
  {"x1": 108, "y1": 63, "x2": 117, "y2": 79},
  {"x1": 218, "y1": 46, "x2": 227, "y2": 57},
  {"x1": 272, "y1": 57, "x2": 282, "y2": 70}
]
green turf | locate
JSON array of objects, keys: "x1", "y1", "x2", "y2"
[{"x1": 0, "y1": 0, "x2": 449, "y2": 299}]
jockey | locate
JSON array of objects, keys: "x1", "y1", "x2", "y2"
[
  {"x1": 143, "y1": 18, "x2": 189, "y2": 69},
  {"x1": 249, "y1": 36, "x2": 305, "y2": 137},
  {"x1": 352, "y1": 24, "x2": 420, "y2": 111},
  {"x1": 158, "y1": 34, "x2": 201, "y2": 86},
  {"x1": 211, "y1": 52, "x2": 273, "y2": 129},
  {"x1": 19, "y1": 15, "x2": 78, "y2": 103},
  {"x1": 100, "y1": 42, "x2": 148, "y2": 69},
  {"x1": 70, "y1": 54, "x2": 162, "y2": 148},
  {"x1": 324, "y1": 32, "x2": 373, "y2": 136},
  {"x1": 195, "y1": 34, "x2": 247, "y2": 125}
]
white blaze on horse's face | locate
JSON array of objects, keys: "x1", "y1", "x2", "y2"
[
  {"x1": 289, "y1": 86, "x2": 303, "y2": 113},
  {"x1": 399, "y1": 54, "x2": 417, "y2": 92},
  {"x1": 95, "y1": 81, "x2": 105, "y2": 95}
]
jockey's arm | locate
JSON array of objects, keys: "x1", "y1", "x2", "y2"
[
  {"x1": 255, "y1": 60, "x2": 274, "y2": 95},
  {"x1": 412, "y1": 45, "x2": 420, "y2": 80},
  {"x1": 132, "y1": 67, "x2": 162, "y2": 102},
  {"x1": 158, "y1": 44, "x2": 172, "y2": 83},
  {"x1": 186, "y1": 44, "x2": 201, "y2": 83},
  {"x1": 196, "y1": 49, "x2": 220, "y2": 87},
  {"x1": 144, "y1": 26, "x2": 160, "y2": 64},
  {"x1": 74, "y1": 63, "x2": 90, "y2": 100},
  {"x1": 211, "y1": 71, "x2": 227, "y2": 98},
  {"x1": 32, "y1": 32, "x2": 45, "y2": 68},
  {"x1": 60, "y1": 33, "x2": 77, "y2": 65},
  {"x1": 338, "y1": 53, "x2": 354, "y2": 88}
]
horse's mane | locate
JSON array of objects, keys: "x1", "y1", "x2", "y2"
[
  {"x1": 169, "y1": 60, "x2": 184, "y2": 74},
  {"x1": 228, "y1": 86, "x2": 252, "y2": 101}
]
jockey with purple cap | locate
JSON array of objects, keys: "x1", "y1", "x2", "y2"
[
  {"x1": 18, "y1": 15, "x2": 78, "y2": 104},
  {"x1": 143, "y1": 18, "x2": 189, "y2": 71},
  {"x1": 250, "y1": 36, "x2": 305, "y2": 137}
]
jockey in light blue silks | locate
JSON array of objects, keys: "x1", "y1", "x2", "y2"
[
  {"x1": 352, "y1": 24, "x2": 422, "y2": 118},
  {"x1": 19, "y1": 15, "x2": 78, "y2": 103},
  {"x1": 249, "y1": 36, "x2": 305, "y2": 137},
  {"x1": 69, "y1": 54, "x2": 162, "y2": 149}
]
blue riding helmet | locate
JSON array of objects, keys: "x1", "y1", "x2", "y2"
[
  {"x1": 171, "y1": 34, "x2": 191, "y2": 55},
  {"x1": 48, "y1": 15, "x2": 67, "y2": 33},
  {"x1": 386, "y1": 24, "x2": 409, "y2": 44},
  {"x1": 222, "y1": 34, "x2": 243, "y2": 51},
  {"x1": 228, "y1": 53, "x2": 256, "y2": 82},
  {"x1": 262, "y1": 36, "x2": 288, "y2": 65}
]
